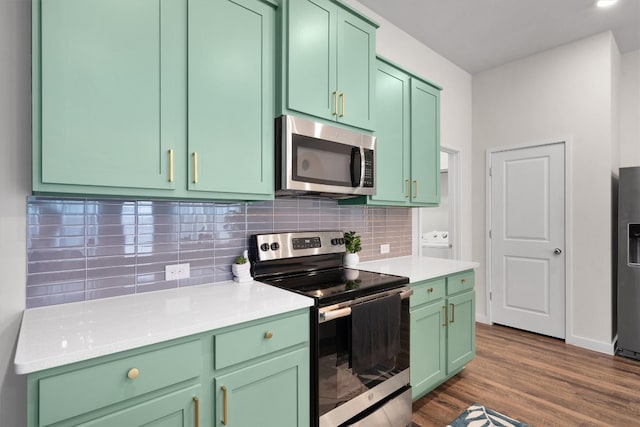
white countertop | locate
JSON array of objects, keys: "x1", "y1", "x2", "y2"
[
  {"x1": 358, "y1": 256, "x2": 479, "y2": 283},
  {"x1": 14, "y1": 280, "x2": 313, "y2": 375}
]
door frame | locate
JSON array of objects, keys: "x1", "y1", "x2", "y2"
[
  {"x1": 413, "y1": 146, "x2": 461, "y2": 260},
  {"x1": 485, "y1": 138, "x2": 573, "y2": 340}
]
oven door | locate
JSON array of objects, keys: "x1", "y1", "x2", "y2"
[
  {"x1": 317, "y1": 287, "x2": 412, "y2": 427},
  {"x1": 278, "y1": 115, "x2": 375, "y2": 197}
]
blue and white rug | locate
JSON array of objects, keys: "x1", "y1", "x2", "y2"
[{"x1": 447, "y1": 404, "x2": 529, "y2": 427}]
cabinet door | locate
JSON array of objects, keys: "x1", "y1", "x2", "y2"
[
  {"x1": 78, "y1": 385, "x2": 200, "y2": 427},
  {"x1": 188, "y1": 0, "x2": 274, "y2": 199},
  {"x1": 36, "y1": 0, "x2": 179, "y2": 191},
  {"x1": 370, "y1": 60, "x2": 410, "y2": 205},
  {"x1": 214, "y1": 349, "x2": 309, "y2": 427},
  {"x1": 287, "y1": 0, "x2": 337, "y2": 122},
  {"x1": 335, "y1": 9, "x2": 376, "y2": 130},
  {"x1": 446, "y1": 290, "x2": 476, "y2": 374},
  {"x1": 410, "y1": 302, "x2": 446, "y2": 400},
  {"x1": 410, "y1": 79, "x2": 440, "y2": 205}
]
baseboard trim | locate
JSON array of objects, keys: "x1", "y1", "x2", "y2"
[
  {"x1": 566, "y1": 334, "x2": 615, "y2": 355},
  {"x1": 475, "y1": 313, "x2": 489, "y2": 324}
]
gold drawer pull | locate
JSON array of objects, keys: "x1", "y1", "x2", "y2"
[
  {"x1": 339, "y1": 92, "x2": 345, "y2": 117},
  {"x1": 413, "y1": 180, "x2": 418, "y2": 199},
  {"x1": 168, "y1": 149, "x2": 174, "y2": 182},
  {"x1": 428, "y1": 287, "x2": 434, "y2": 293},
  {"x1": 461, "y1": 278, "x2": 467, "y2": 283},
  {"x1": 442, "y1": 306, "x2": 447, "y2": 327},
  {"x1": 405, "y1": 179, "x2": 410, "y2": 198},
  {"x1": 450, "y1": 303, "x2": 455, "y2": 324},
  {"x1": 127, "y1": 368, "x2": 139, "y2": 380},
  {"x1": 221, "y1": 385, "x2": 228, "y2": 425},
  {"x1": 333, "y1": 91, "x2": 338, "y2": 116},
  {"x1": 193, "y1": 152, "x2": 199, "y2": 184},
  {"x1": 264, "y1": 331, "x2": 273, "y2": 339},
  {"x1": 193, "y1": 396, "x2": 199, "y2": 427}
]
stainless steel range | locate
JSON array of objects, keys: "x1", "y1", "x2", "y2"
[{"x1": 251, "y1": 231, "x2": 413, "y2": 427}]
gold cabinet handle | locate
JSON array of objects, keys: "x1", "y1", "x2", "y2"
[
  {"x1": 442, "y1": 306, "x2": 447, "y2": 327},
  {"x1": 332, "y1": 91, "x2": 338, "y2": 116},
  {"x1": 264, "y1": 331, "x2": 273, "y2": 339},
  {"x1": 193, "y1": 396, "x2": 199, "y2": 427},
  {"x1": 192, "y1": 152, "x2": 198, "y2": 184},
  {"x1": 450, "y1": 303, "x2": 455, "y2": 324},
  {"x1": 339, "y1": 92, "x2": 345, "y2": 117},
  {"x1": 428, "y1": 287, "x2": 434, "y2": 293},
  {"x1": 168, "y1": 149, "x2": 174, "y2": 182},
  {"x1": 405, "y1": 179, "x2": 410, "y2": 198},
  {"x1": 413, "y1": 180, "x2": 418, "y2": 199},
  {"x1": 127, "y1": 368, "x2": 139, "y2": 380},
  {"x1": 221, "y1": 385, "x2": 228, "y2": 425},
  {"x1": 461, "y1": 278, "x2": 467, "y2": 284}
]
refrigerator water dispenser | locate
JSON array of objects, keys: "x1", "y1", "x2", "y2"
[{"x1": 629, "y1": 224, "x2": 640, "y2": 266}]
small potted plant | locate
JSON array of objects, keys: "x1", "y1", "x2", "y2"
[
  {"x1": 232, "y1": 250, "x2": 252, "y2": 283},
  {"x1": 343, "y1": 231, "x2": 361, "y2": 268}
]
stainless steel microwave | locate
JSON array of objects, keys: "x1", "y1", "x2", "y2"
[{"x1": 275, "y1": 115, "x2": 376, "y2": 198}]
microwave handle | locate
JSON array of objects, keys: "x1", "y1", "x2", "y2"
[{"x1": 350, "y1": 147, "x2": 363, "y2": 187}]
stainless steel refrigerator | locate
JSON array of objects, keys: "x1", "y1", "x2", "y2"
[{"x1": 617, "y1": 166, "x2": 640, "y2": 360}]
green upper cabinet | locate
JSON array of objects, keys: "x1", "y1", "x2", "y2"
[
  {"x1": 34, "y1": 0, "x2": 183, "y2": 193},
  {"x1": 188, "y1": 0, "x2": 275, "y2": 199},
  {"x1": 368, "y1": 60, "x2": 410, "y2": 204},
  {"x1": 410, "y1": 79, "x2": 440, "y2": 205},
  {"x1": 282, "y1": 0, "x2": 377, "y2": 131},
  {"x1": 33, "y1": 0, "x2": 275, "y2": 201},
  {"x1": 340, "y1": 57, "x2": 441, "y2": 207}
]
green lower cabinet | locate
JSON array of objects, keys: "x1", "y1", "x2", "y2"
[
  {"x1": 410, "y1": 270, "x2": 475, "y2": 401},
  {"x1": 214, "y1": 348, "x2": 310, "y2": 427},
  {"x1": 78, "y1": 385, "x2": 201, "y2": 427},
  {"x1": 27, "y1": 309, "x2": 310, "y2": 427},
  {"x1": 410, "y1": 301, "x2": 446, "y2": 399},
  {"x1": 446, "y1": 290, "x2": 476, "y2": 374}
]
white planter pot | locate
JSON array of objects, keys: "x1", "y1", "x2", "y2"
[
  {"x1": 343, "y1": 252, "x2": 360, "y2": 268},
  {"x1": 232, "y1": 263, "x2": 252, "y2": 283}
]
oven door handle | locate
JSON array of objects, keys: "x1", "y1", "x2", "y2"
[
  {"x1": 320, "y1": 307, "x2": 352, "y2": 323},
  {"x1": 319, "y1": 286, "x2": 413, "y2": 323}
]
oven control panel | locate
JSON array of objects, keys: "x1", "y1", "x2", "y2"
[
  {"x1": 253, "y1": 231, "x2": 346, "y2": 261},
  {"x1": 292, "y1": 237, "x2": 321, "y2": 250}
]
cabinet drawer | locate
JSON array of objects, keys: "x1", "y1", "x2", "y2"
[
  {"x1": 37, "y1": 339, "x2": 201, "y2": 426},
  {"x1": 447, "y1": 270, "x2": 474, "y2": 295},
  {"x1": 410, "y1": 278, "x2": 445, "y2": 308},
  {"x1": 215, "y1": 311, "x2": 309, "y2": 370}
]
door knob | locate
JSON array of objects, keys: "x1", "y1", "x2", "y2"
[{"x1": 554, "y1": 248, "x2": 562, "y2": 255}]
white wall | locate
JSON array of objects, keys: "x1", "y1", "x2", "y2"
[
  {"x1": 473, "y1": 32, "x2": 619, "y2": 353},
  {"x1": 620, "y1": 49, "x2": 640, "y2": 167},
  {"x1": 345, "y1": 0, "x2": 474, "y2": 263},
  {"x1": 0, "y1": 0, "x2": 30, "y2": 424}
]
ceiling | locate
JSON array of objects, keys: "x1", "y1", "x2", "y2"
[{"x1": 357, "y1": 0, "x2": 640, "y2": 74}]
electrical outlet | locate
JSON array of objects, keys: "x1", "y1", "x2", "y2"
[
  {"x1": 380, "y1": 244, "x2": 390, "y2": 254},
  {"x1": 165, "y1": 263, "x2": 191, "y2": 280}
]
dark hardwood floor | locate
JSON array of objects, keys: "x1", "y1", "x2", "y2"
[{"x1": 412, "y1": 323, "x2": 640, "y2": 426}]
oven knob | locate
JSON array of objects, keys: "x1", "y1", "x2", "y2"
[
  {"x1": 260, "y1": 243, "x2": 270, "y2": 252},
  {"x1": 331, "y1": 238, "x2": 338, "y2": 245},
  {"x1": 270, "y1": 242, "x2": 280, "y2": 251},
  {"x1": 339, "y1": 238, "x2": 345, "y2": 245}
]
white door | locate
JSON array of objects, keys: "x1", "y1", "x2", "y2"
[{"x1": 490, "y1": 142, "x2": 565, "y2": 338}]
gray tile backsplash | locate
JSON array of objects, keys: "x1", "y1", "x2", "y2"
[{"x1": 26, "y1": 197, "x2": 412, "y2": 308}]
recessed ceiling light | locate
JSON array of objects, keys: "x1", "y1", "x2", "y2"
[{"x1": 596, "y1": 0, "x2": 618, "y2": 7}]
